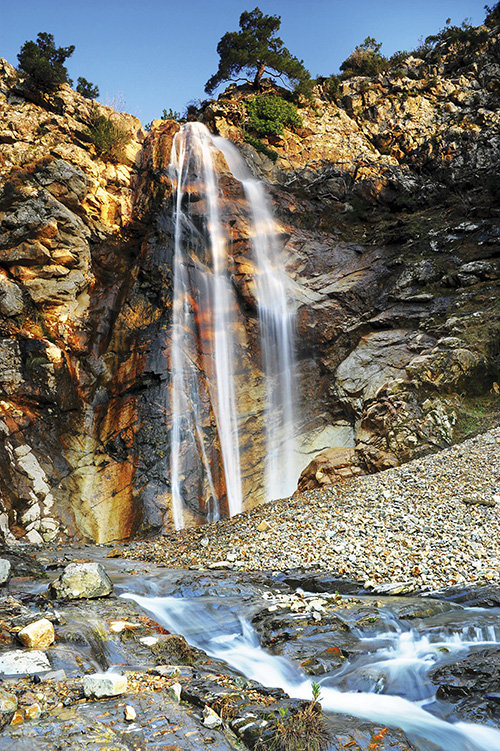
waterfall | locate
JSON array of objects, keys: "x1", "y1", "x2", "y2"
[{"x1": 168, "y1": 123, "x2": 297, "y2": 529}]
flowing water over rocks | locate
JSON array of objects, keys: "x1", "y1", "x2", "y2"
[{"x1": 0, "y1": 544, "x2": 499, "y2": 750}]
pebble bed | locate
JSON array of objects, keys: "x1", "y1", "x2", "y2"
[{"x1": 124, "y1": 428, "x2": 500, "y2": 591}]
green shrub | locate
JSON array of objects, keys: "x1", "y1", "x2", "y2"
[
  {"x1": 320, "y1": 74, "x2": 341, "y2": 101},
  {"x1": 244, "y1": 94, "x2": 302, "y2": 138},
  {"x1": 340, "y1": 37, "x2": 389, "y2": 78},
  {"x1": 484, "y1": 2, "x2": 500, "y2": 26},
  {"x1": 85, "y1": 108, "x2": 130, "y2": 162},
  {"x1": 76, "y1": 77, "x2": 99, "y2": 99},
  {"x1": 425, "y1": 19, "x2": 489, "y2": 59},
  {"x1": 389, "y1": 50, "x2": 408, "y2": 66},
  {"x1": 161, "y1": 107, "x2": 181, "y2": 121}
]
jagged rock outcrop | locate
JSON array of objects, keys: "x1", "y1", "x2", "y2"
[
  {"x1": 205, "y1": 19, "x2": 500, "y2": 211},
  {"x1": 0, "y1": 58, "x2": 173, "y2": 543}
]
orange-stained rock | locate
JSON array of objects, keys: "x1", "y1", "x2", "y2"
[
  {"x1": 17, "y1": 618, "x2": 55, "y2": 649},
  {"x1": 297, "y1": 447, "x2": 365, "y2": 493}
]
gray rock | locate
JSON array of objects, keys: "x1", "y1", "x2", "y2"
[
  {"x1": 83, "y1": 672, "x2": 127, "y2": 698},
  {"x1": 0, "y1": 559, "x2": 11, "y2": 585},
  {"x1": 203, "y1": 705, "x2": 222, "y2": 728},
  {"x1": 0, "y1": 276, "x2": 24, "y2": 317},
  {"x1": 0, "y1": 649, "x2": 51, "y2": 675},
  {"x1": 49, "y1": 562, "x2": 113, "y2": 599},
  {"x1": 168, "y1": 682, "x2": 182, "y2": 703}
]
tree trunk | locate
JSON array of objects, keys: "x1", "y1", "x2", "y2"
[{"x1": 253, "y1": 62, "x2": 266, "y2": 90}]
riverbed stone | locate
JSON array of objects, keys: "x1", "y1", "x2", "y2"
[
  {"x1": 49, "y1": 562, "x2": 113, "y2": 599},
  {"x1": 168, "y1": 682, "x2": 182, "y2": 703},
  {"x1": 0, "y1": 689, "x2": 17, "y2": 714},
  {"x1": 0, "y1": 649, "x2": 51, "y2": 675},
  {"x1": 83, "y1": 672, "x2": 128, "y2": 698},
  {"x1": 0, "y1": 559, "x2": 11, "y2": 585},
  {"x1": 17, "y1": 618, "x2": 55, "y2": 649},
  {"x1": 203, "y1": 705, "x2": 223, "y2": 728},
  {"x1": 124, "y1": 704, "x2": 136, "y2": 721}
]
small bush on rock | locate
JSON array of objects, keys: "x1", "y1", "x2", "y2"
[
  {"x1": 76, "y1": 77, "x2": 99, "y2": 99},
  {"x1": 340, "y1": 37, "x2": 389, "y2": 78},
  {"x1": 261, "y1": 683, "x2": 331, "y2": 751},
  {"x1": 425, "y1": 19, "x2": 489, "y2": 60},
  {"x1": 244, "y1": 94, "x2": 302, "y2": 138},
  {"x1": 319, "y1": 74, "x2": 342, "y2": 101},
  {"x1": 85, "y1": 108, "x2": 130, "y2": 162}
]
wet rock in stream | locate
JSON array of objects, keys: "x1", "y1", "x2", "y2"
[{"x1": 430, "y1": 647, "x2": 500, "y2": 725}]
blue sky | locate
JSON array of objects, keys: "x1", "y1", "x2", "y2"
[{"x1": 0, "y1": 0, "x2": 490, "y2": 125}]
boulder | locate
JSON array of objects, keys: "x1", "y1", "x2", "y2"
[
  {"x1": 17, "y1": 618, "x2": 55, "y2": 649},
  {"x1": 49, "y1": 562, "x2": 113, "y2": 599},
  {"x1": 0, "y1": 650, "x2": 51, "y2": 676},
  {"x1": 430, "y1": 647, "x2": 500, "y2": 723},
  {"x1": 297, "y1": 447, "x2": 365, "y2": 492}
]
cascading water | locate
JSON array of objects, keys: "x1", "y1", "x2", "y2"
[
  {"x1": 122, "y1": 588, "x2": 500, "y2": 751},
  {"x1": 168, "y1": 123, "x2": 297, "y2": 528}
]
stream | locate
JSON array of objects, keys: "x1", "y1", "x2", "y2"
[
  {"x1": 2, "y1": 556, "x2": 500, "y2": 750},
  {"x1": 113, "y1": 566, "x2": 500, "y2": 751}
]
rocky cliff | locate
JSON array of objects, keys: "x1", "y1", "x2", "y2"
[
  {"x1": 0, "y1": 14, "x2": 499, "y2": 543},
  {"x1": 202, "y1": 17, "x2": 500, "y2": 489},
  {"x1": 0, "y1": 58, "x2": 182, "y2": 543}
]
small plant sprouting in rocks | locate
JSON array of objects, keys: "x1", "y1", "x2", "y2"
[
  {"x1": 84, "y1": 106, "x2": 130, "y2": 163},
  {"x1": 311, "y1": 681, "x2": 321, "y2": 704},
  {"x1": 263, "y1": 681, "x2": 331, "y2": 751}
]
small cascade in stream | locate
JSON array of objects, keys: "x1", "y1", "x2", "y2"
[
  {"x1": 168, "y1": 122, "x2": 297, "y2": 528},
  {"x1": 122, "y1": 591, "x2": 500, "y2": 751}
]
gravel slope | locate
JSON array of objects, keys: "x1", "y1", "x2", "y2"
[{"x1": 124, "y1": 428, "x2": 500, "y2": 592}]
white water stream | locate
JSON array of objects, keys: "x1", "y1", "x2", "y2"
[
  {"x1": 168, "y1": 123, "x2": 296, "y2": 528},
  {"x1": 123, "y1": 591, "x2": 500, "y2": 751}
]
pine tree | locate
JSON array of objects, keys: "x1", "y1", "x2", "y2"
[
  {"x1": 205, "y1": 8, "x2": 310, "y2": 95},
  {"x1": 17, "y1": 32, "x2": 75, "y2": 91}
]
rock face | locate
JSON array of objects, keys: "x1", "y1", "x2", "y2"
[
  {"x1": 0, "y1": 15, "x2": 499, "y2": 542},
  {"x1": 205, "y1": 21, "x2": 500, "y2": 211},
  {"x1": 0, "y1": 58, "x2": 180, "y2": 543}
]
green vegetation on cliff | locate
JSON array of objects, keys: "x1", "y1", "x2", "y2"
[
  {"x1": 17, "y1": 31, "x2": 98, "y2": 98},
  {"x1": 84, "y1": 107, "x2": 130, "y2": 162},
  {"x1": 244, "y1": 94, "x2": 301, "y2": 137}
]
